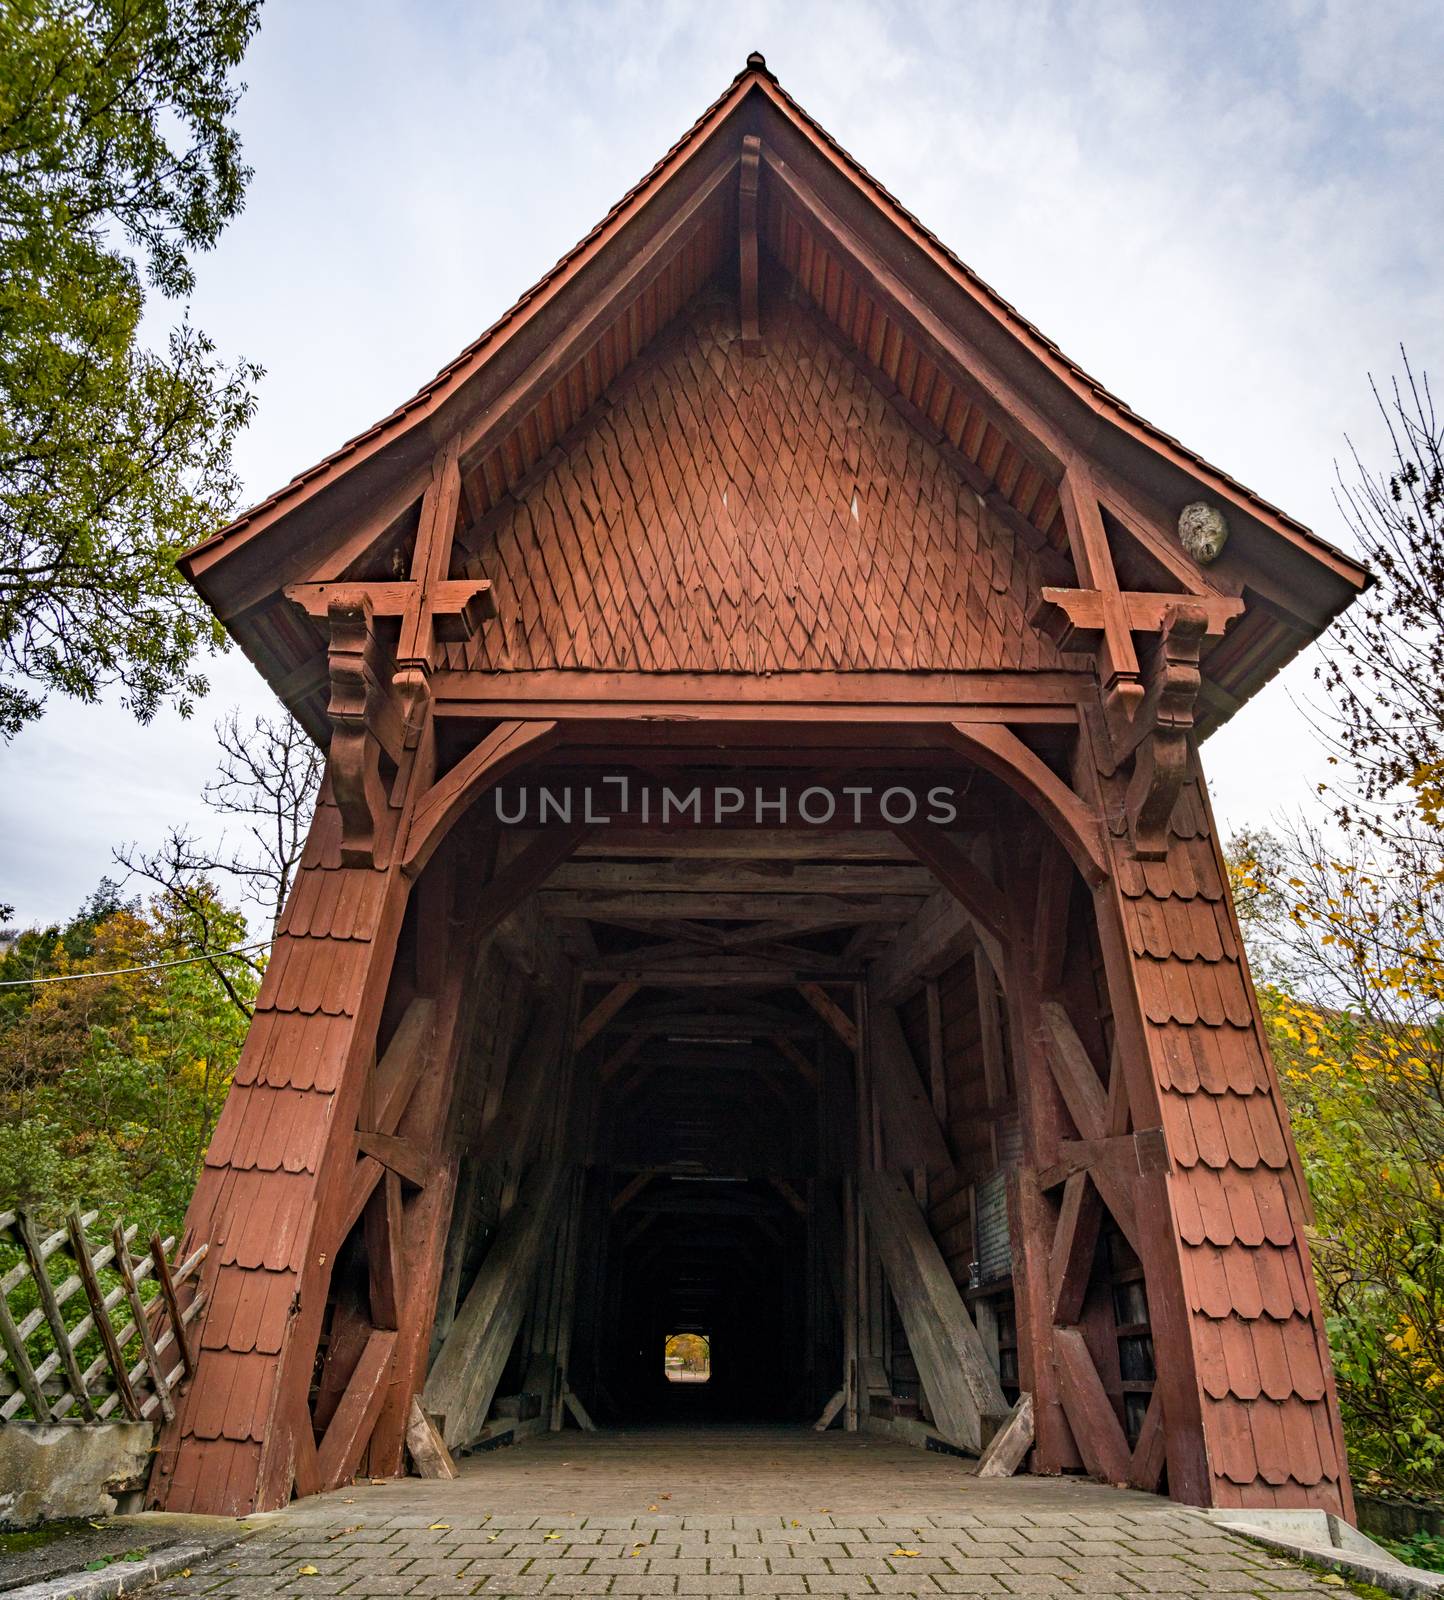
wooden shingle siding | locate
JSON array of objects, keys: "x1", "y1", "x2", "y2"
[
  {"x1": 1109, "y1": 761, "x2": 1348, "y2": 1510},
  {"x1": 457, "y1": 296, "x2": 1066, "y2": 677}
]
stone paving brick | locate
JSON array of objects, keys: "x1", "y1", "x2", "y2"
[{"x1": 135, "y1": 1428, "x2": 1352, "y2": 1600}]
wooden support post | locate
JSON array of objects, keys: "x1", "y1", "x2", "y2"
[
  {"x1": 976, "y1": 1392, "x2": 1034, "y2": 1478},
  {"x1": 738, "y1": 134, "x2": 762, "y2": 354},
  {"x1": 1055, "y1": 461, "x2": 1144, "y2": 728},
  {"x1": 364, "y1": 1169, "x2": 406, "y2": 1331},
  {"x1": 860, "y1": 1170, "x2": 1007, "y2": 1454},
  {"x1": 317, "y1": 1328, "x2": 398, "y2": 1491},
  {"x1": 842, "y1": 1176, "x2": 858, "y2": 1431},
  {"x1": 924, "y1": 980, "x2": 947, "y2": 1122},
  {"x1": 1127, "y1": 1388, "x2": 1168, "y2": 1492},
  {"x1": 405, "y1": 1397, "x2": 459, "y2": 1479},
  {"x1": 422, "y1": 1162, "x2": 565, "y2": 1449},
  {"x1": 1053, "y1": 1327, "x2": 1131, "y2": 1485},
  {"x1": 864, "y1": 977, "x2": 953, "y2": 1175}
]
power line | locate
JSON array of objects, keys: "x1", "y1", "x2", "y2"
[{"x1": 0, "y1": 940, "x2": 273, "y2": 988}]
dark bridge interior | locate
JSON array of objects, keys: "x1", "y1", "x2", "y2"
[
  {"x1": 576, "y1": 978, "x2": 838, "y2": 1425},
  {"x1": 392, "y1": 744, "x2": 1149, "y2": 1463}
]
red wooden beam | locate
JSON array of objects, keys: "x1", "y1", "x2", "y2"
[
  {"x1": 1054, "y1": 1327, "x2": 1131, "y2": 1486},
  {"x1": 316, "y1": 1328, "x2": 397, "y2": 1490},
  {"x1": 892, "y1": 821, "x2": 1009, "y2": 956},
  {"x1": 403, "y1": 719, "x2": 563, "y2": 877},
  {"x1": 739, "y1": 135, "x2": 762, "y2": 355}
]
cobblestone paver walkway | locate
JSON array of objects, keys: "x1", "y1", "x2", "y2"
[{"x1": 146, "y1": 1428, "x2": 1338, "y2": 1599}]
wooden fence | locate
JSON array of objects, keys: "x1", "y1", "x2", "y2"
[{"x1": 0, "y1": 1209, "x2": 206, "y2": 1426}]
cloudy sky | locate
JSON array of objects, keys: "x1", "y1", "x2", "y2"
[{"x1": 4, "y1": 0, "x2": 1440, "y2": 929}]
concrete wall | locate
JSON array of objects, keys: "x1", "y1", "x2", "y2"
[{"x1": 0, "y1": 1422, "x2": 156, "y2": 1528}]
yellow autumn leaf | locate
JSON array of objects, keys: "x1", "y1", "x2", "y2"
[
  {"x1": 297, "y1": 1566, "x2": 319, "y2": 1576},
  {"x1": 892, "y1": 1548, "x2": 921, "y2": 1558}
]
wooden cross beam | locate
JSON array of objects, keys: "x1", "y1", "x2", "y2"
[
  {"x1": 285, "y1": 440, "x2": 495, "y2": 755},
  {"x1": 1040, "y1": 461, "x2": 1242, "y2": 730},
  {"x1": 1034, "y1": 462, "x2": 1241, "y2": 856},
  {"x1": 286, "y1": 577, "x2": 493, "y2": 643},
  {"x1": 1036, "y1": 585, "x2": 1241, "y2": 647},
  {"x1": 574, "y1": 981, "x2": 643, "y2": 1051},
  {"x1": 278, "y1": 445, "x2": 498, "y2": 867}
]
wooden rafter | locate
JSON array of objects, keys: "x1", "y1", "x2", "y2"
[
  {"x1": 797, "y1": 982, "x2": 858, "y2": 1052},
  {"x1": 403, "y1": 719, "x2": 562, "y2": 876},
  {"x1": 891, "y1": 822, "x2": 1009, "y2": 959},
  {"x1": 575, "y1": 981, "x2": 642, "y2": 1051},
  {"x1": 947, "y1": 722, "x2": 1109, "y2": 886},
  {"x1": 738, "y1": 135, "x2": 762, "y2": 354}
]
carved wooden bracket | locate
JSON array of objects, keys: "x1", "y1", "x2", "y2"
[
  {"x1": 289, "y1": 576, "x2": 493, "y2": 749},
  {"x1": 1034, "y1": 461, "x2": 1241, "y2": 857},
  {"x1": 320, "y1": 592, "x2": 406, "y2": 869},
  {"x1": 288, "y1": 438, "x2": 494, "y2": 757},
  {"x1": 1122, "y1": 602, "x2": 1208, "y2": 860}
]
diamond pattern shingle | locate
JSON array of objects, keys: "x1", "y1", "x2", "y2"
[{"x1": 457, "y1": 293, "x2": 1066, "y2": 676}]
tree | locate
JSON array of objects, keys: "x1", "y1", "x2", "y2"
[
  {"x1": 0, "y1": 0, "x2": 263, "y2": 737},
  {"x1": 1222, "y1": 355, "x2": 1444, "y2": 1499},
  {"x1": 1230, "y1": 828, "x2": 1444, "y2": 1495},
  {"x1": 1318, "y1": 355, "x2": 1444, "y2": 847},
  {"x1": 117, "y1": 707, "x2": 322, "y2": 945},
  {"x1": 0, "y1": 879, "x2": 255, "y2": 1233}
]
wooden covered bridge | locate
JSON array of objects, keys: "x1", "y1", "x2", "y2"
[{"x1": 150, "y1": 56, "x2": 1368, "y2": 1520}]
